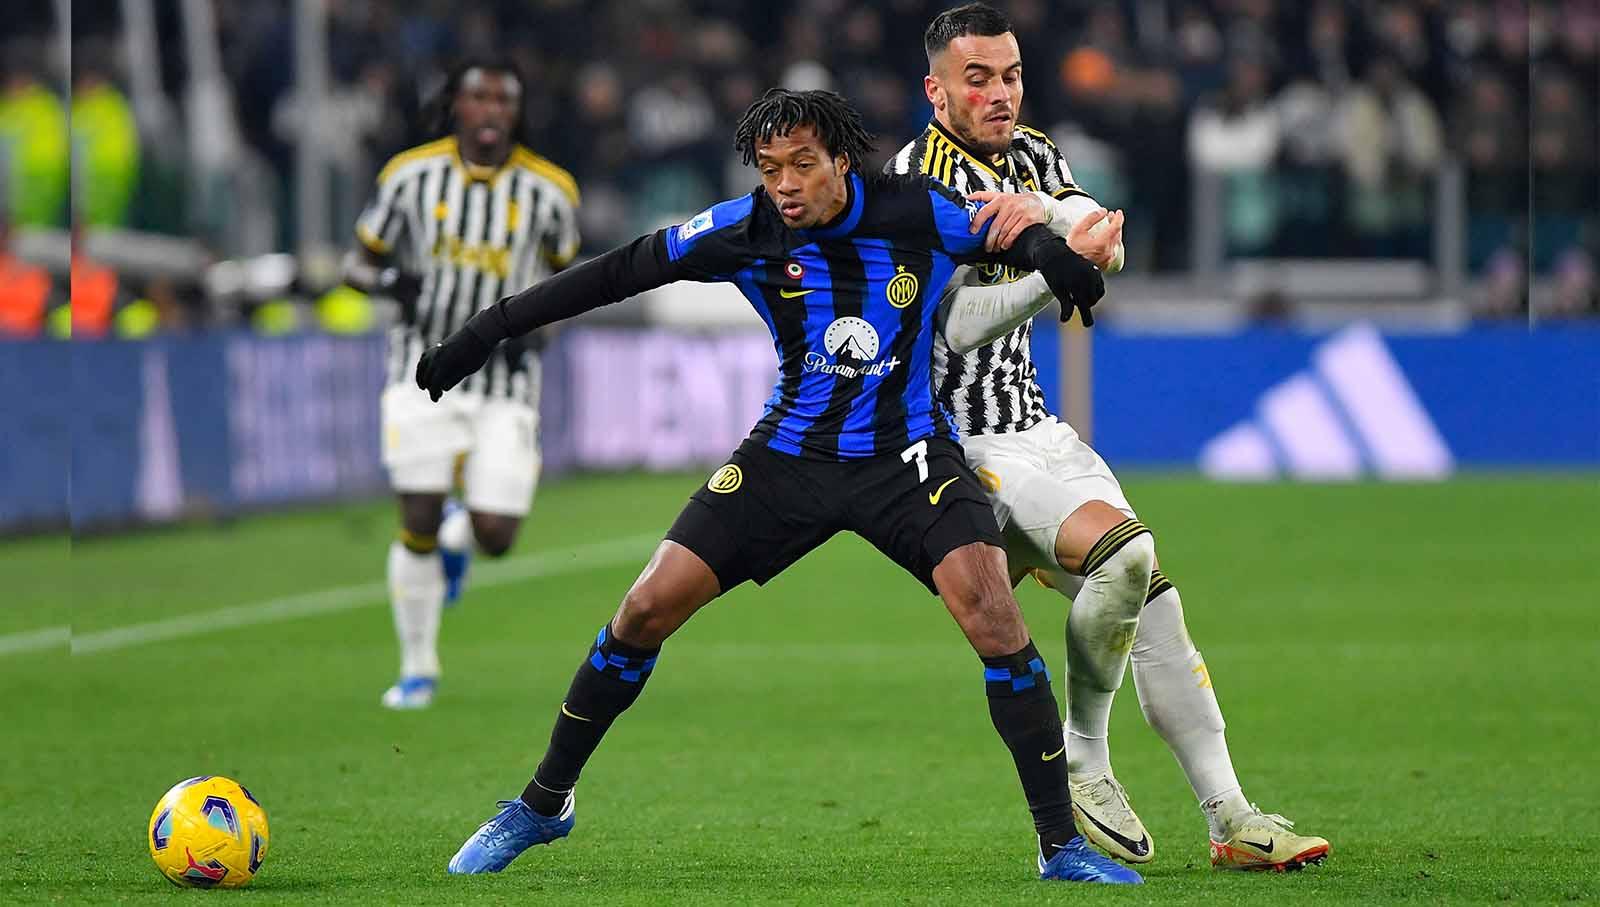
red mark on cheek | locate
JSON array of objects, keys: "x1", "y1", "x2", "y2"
[{"x1": 965, "y1": 89, "x2": 984, "y2": 107}]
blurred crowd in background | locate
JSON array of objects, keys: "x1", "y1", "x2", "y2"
[{"x1": 2, "y1": 0, "x2": 1596, "y2": 337}]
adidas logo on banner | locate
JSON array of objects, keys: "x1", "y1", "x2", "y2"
[{"x1": 1200, "y1": 324, "x2": 1454, "y2": 481}]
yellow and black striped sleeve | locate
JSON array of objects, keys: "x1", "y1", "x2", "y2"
[
  {"x1": 355, "y1": 137, "x2": 456, "y2": 256},
  {"x1": 1017, "y1": 124, "x2": 1092, "y2": 201},
  {"x1": 514, "y1": 148, "x2": 582, "y2": 270},
  {"x1": 354, "y1": 177, "x2": 400, "y2": 255},
  {"x1": 355, "y1": 141, "x2": 444, "y2": 257}
]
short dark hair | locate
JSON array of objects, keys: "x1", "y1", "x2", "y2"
[
  {"x1": 422, "y1": 58, "x2": 532, "y2": 146},
  {"x1": 732, "y1": 88, "x2": 876, "y2": 171},
  {"x1": 924, "y1": 2, "x2": 1013, "y2": 60}
]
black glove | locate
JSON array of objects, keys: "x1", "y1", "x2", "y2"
[
  {"x1": 415, "y1": 329, "x2": 495, "y2": 402},
  {"x1": 1034, "y1": 244, "x2": 1105, "y2": 327}
]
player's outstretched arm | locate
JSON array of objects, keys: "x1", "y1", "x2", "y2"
[
  {"x1": 415, "y1": 231, "x2": 678, "y2": 400},
  {"x1": 930, "y1": 182, "x2": 1104, "y2": 327},
  {"x1": 1027, "y1": 192, "x2": 1126, "y2": 274},
  {"x1": 418, "y1": 193, "x2": 755, "y2": 400},
  {"x1": 937, "y1": 268, "x2": 1055, "y2": 354},
  {"x1": 991, "y1": 224, "x2": 1105, "y2": 326}
]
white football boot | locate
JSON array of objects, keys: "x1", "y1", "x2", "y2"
[
  {"x1": 1210, "y1": 806, "x2": 1330, "y2": 871},
  {"x1": 1070, "y1": 772, "x2": 1154, "y2": 863}
]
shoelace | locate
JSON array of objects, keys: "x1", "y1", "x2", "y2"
[
  {"x1": 1247, "y1": 803, "x2": 1296, "y2": 831},
  {"x1": 1080, "y1": 775, "x2": 1137, "y2": 825},
  {"x1": 478, "y1": 801, "x2": 530, "y2": 845}
]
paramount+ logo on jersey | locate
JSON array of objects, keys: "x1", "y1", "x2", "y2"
[{"x1": 803, "y1": 317, "x2": 902, "y2": 379}]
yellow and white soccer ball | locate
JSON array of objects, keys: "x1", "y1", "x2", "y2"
[{"x1": 147, "y1": 776, "x2": 270, "y2": 888}]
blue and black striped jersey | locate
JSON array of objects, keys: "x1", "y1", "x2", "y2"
[
  {"x1": 662, "y1": 171, "x2": 1013, "y2": 459},
  {"x1": 469, "y1": 171, "x2": 1075, "y2": 461}
]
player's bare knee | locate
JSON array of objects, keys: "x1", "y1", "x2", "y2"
[
  {"x1": 934, "y1": 542, "x2": 1005, "y2": 603},
  {"x1": 1054, "y1": 500, "x2": 1131, "y2": 575},
  {"x1": 613, "y1": 583, "x2": 685, "y2": 647},
  {"x1": 398, "y1": 494, "x2": 445, "y2": 537},
  {"x1": 470, "y1": 515, "x2": 520, "y2": 558}
]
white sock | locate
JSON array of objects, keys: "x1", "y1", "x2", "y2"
[
  {"x1": 1202, "y1": 788, "x2": 1254, "y2": 841},
  {"x1": 1065, "y1": 728, "x2": 1111, "y2": 779},
  {"x1": 438, "y1": 506, "x2": 472, "y2": 552},
  {"x1": 1130, "y1": 584, "x2": 1249, "y2": 839},
  {"x1": 1062, "y1": 526, "x2": 1154, "y2": 779},
  {"x1": 387, "y1": 540, "x2": 444, "y2": 679}
]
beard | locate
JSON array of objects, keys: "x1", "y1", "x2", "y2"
[{"x1": 950, "y1": 105, "x2": 1012, "y2": 156}]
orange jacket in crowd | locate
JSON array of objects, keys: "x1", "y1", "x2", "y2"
[
  {"x1": 71, "y1": 253, "x2": 118, "y2": 338},
  {"x1": 0, "y1": 251, "x2": 51, "y2": 337}
]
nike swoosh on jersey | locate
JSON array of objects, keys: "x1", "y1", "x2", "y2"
[
  {"x1": 1077, "y1": 806, "x2": 1152, "y2": 857},
  {"x1": 928, "y1": 476, "x2": 960, "y2": 505},
  {"x1": 778, "y1": 288, "x2": 815, "y2": 298},
  {"x1": 1041, "y1": 745, "x2": 1065, "y2": 762},
  {"x1": 560, "y1": 702, "x2": 591, "y2": 722}
]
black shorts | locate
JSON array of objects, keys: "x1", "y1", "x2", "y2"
[{"x1": 665, "y1": 434, "x2": 1003, "y2": 594}]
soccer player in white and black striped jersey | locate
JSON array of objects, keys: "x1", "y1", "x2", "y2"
[
  {"x1": 343, "y1": 59, "x2": 580, "y2": 710},
  {"x1": 893, "y1": 3, "x2": 1329, "y2": 871}
]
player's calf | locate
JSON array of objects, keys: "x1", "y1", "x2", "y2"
[
  {"x1": 1064, "y1": 518, "x2": 1155, "y2": 691},
  {"x1": 520, "y1": 622, "x2": 661, "y2": 817},
  {"x1": 933, "y1": 544, "x2": 1083, "y2": 864},
  {"x1": 932, "y1": 540, "x2": 1029, "y2": 656},
  {"x1": 516, "y1": 542, "x2": 719, "y2": 819},
  {"x1": 1059, "y1": 518, "x2": 1153, "y2": 774},
  {"x1": 384, "y1": 500, "x2": 448, "y2": 707}
]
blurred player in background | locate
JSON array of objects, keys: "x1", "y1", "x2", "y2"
[
  {"x1": 896, "y1": 4, "x2": 1329, "y2": 871},
  {"x1": 418, "y1": 88, "x2": 1142, "y2": 884},
  {"x1": 342, "y1": 59, "x2": 580, "y2": 710}
]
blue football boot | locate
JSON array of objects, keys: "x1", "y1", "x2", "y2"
[
  {"x1": 1038, "y1": 835, "x2": 1145, "y2": 884},
  {"x1": 447, "y1": 795, "x2": 575, "y2": 874}
]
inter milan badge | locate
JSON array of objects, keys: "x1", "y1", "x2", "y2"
[
  {"x1": 708, "y1": 464, "x2": 743, "y2": 494},
  {"x1": 785, "y1": 261, "x2": 805, "y2": 280},
  {"x1": 887, "y1": 264, "x2": 919, "y2": 308}
]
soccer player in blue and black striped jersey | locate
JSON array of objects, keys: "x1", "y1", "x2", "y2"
[{"x1": 419, "y1": 88, "x2": 1139, "y2": 884}]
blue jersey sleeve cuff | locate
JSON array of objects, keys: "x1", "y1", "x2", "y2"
[
  {"x1": 667, "y1": 194, "x2": 755, "y2": 262},
  {"x1": 930, "y1": 188, "x2": 986, "y2": 258}
]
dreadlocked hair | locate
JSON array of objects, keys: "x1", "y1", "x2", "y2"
[
  {"x1": 733, "y1": 88, "x2": 876, "y2": 172},
  {"x1": 420, "y1": 57, "x2": 534, "y2": 146}
]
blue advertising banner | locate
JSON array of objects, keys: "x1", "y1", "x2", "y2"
[
  {"x1": 2, "y1": 323, "x2": 1594, "y2": 532},
  {"x1": 0, "y1": 341, "x2": 68, "y2": 529},
  {"x1": 1091, "y1": 324, "x2": 1599, "y2": 477},
  {"x1": 3, "y1": 333, "x2": 388, "y2": 532}
]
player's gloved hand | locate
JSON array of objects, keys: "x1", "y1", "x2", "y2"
[
  {"x1": 415, "y1": 329, "x2": 494, "y2": 402},
  {"x1": 1034, "y1": 243, "x2": 1104, "y2": 327}
]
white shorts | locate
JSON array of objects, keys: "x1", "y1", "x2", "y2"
[
  {"x1": 380, "y1": 380, "x2": 541, "y2": 517},
  {"x1": 961, "y1": 416, "x2": 1136, "y2": 595}
]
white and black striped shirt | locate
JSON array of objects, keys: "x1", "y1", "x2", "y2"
[
  {"x1": 888, "y1": 120, "x2": 1089, "y2": 438},
  {"x1": 356, "y1": 137, "x2": 579, "y2": 401}
]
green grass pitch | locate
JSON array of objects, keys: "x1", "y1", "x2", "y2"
[{"x1": 3, "y1": 473, "x2": 1596, "y2": 903}]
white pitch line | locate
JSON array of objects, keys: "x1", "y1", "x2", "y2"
[
  {"x1": 0, "y1": 624, "x2": 69, "y2": 657},
  {"x1": 0, "y1": 533, "x2": 661, "y2": 660}
]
